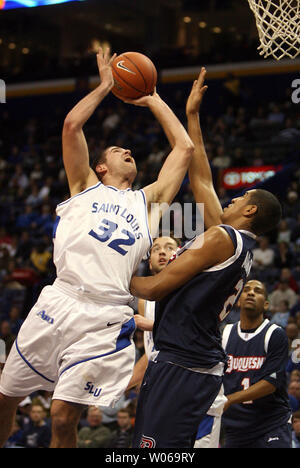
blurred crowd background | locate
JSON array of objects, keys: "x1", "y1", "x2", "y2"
[{"x1": 0, "y1": 0, "x2": 300, "y2": 449}]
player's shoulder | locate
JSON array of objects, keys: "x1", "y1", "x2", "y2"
[{"x1": 266, "y1": 322, "x2": 288, "y2": 345}]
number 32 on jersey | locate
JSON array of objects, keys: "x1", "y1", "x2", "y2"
[{"x1": 89, "y1": 218, "x2": 136, "y2": 256}]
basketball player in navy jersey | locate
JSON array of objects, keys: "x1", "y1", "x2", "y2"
[
  {"x1": 130, "y1": 189, "x2": 281, "y2": 447},
  {"x1": 221, "y1": 279, "x2": 292, "y2": 448},
  {"x1": 129, "y1": 67, "x2": 282, "y2": 447},
  {"x1": 0, "y1": 48, "x2": 194, "y2": 449}
]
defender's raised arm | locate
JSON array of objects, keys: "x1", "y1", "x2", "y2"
[{"x1": 186, "y1": 68, "x2": 223, "y2": 228}]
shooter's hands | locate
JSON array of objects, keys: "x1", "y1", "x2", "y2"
[
  {"x1": 97, "y1": 47, "x2": 117, "y2": 91},
  {"x1": 122, "y1": 88, "x2": 161, "y2": 107}
]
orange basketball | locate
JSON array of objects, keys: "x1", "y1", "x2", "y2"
[{"x1": 111, "y1": 52, "x2": 157, "y2": 100}]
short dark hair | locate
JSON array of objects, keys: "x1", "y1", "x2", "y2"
[
  {"x1": 248, "y1": 189, "x2": 282, "y2": 236},
  {"x1": 91, "y1": 148, "x2": 108, "y2": 174}
]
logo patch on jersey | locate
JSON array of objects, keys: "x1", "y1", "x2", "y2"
[
  {"x1": 107, "y1": 321, "x2": 120, "y2": 327},
  {"x1": 226, "y1": 354, "x2": 266, "y2": 373},
  {"x1": 116, "y1": 60, "x2": 136, "y2": 75},
  {"x1": 36, "y1": 310, "x2": 54, "y2": 325},
  {"x1": 140, "y1": 435, "x2": 156, "y2": 448},
  {"x1": 84, "y1": 381, "x2": 102, "y2": 398}
]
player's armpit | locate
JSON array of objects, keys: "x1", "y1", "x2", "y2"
[{"x1": 130, "y1": 226, "x2": 234, "y2": 301}]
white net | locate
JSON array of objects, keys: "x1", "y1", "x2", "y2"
[{"x1": 247, "y1": 0, "x2": 300, "y2": 59}]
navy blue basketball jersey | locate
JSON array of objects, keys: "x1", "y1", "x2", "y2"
[
  {"x1": 152, "y1": 225, "x2": 257, "y2": 368},
  {"x1": 222, "y1": 319, "x2": 291, "y2": 442}
]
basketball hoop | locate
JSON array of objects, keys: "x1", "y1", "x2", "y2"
[{"x1": 247, "y1": 0, "x2": 300, "y2": 60}]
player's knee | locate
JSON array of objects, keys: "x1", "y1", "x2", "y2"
[{"x1": 50, "y1": 401, "x2": 82, "y2": 434}]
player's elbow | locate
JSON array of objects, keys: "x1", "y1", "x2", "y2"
[
  {"x1": 63, "y1": 116, "x2": 82, "y2": 134},
  {"x1": 183, "y1": 141, "x2": 195, "y2": 158}
]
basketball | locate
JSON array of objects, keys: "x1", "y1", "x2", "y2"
[{"x1": 111, "y1": 51, "x2": 157, "y2": 100}]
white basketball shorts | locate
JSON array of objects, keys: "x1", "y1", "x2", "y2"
[{"x1": 0, "y1": 280, "x2": 136, "y2": 407}]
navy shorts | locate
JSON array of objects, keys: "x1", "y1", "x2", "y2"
[
  {"x1": 224, "y1": 423, "x2": 292, "y2": 448},
  {"x1": 133, "y1": 360, "x2": 222, "y2": 448}
]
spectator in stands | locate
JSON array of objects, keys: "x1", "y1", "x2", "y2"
[
  {"x1": 279, "y1": 268, "x2": 299, "y2": 293},
  {"x1": 267, "y1": 103, "x2": 285, "y2": 124},
  {"x1": 77, "y1": 407, "x2": 111, "y2": 449},
  {"x1": 274, "y1": 242, "x2": 294, "y2": 269},
  {"x1": 31, "y1": 391, "x2": 52, "y2": 419},
  {"x1": 288, "y1": 381, "x2": 300, "y2": 410},
  {"x1": 292, "y1": 410, "x2": 300, "y2": 448},
  {"x1": 100, "y1": 394, "x2": 129, "y2": 432},
  {"x1": 290, "y1": 370, "x2": 300, "y2": 383},
  {"x1": 7, "y1": 305, "x2": 24, "y2": 335},
  {"x1": 252, "y1": 236, "x2": 275, "y2": 270},
  {"x1": 285, "y1": 322, "x2": 300, "y2": 356},
  {"x1": 107, "y1": 408, "x2": 134, "y2": 448},
  {"x1": 9, "y1": 164, "x2": 29, "y2": 191},
  {"x1": 211, "y1": 144, "x2": 231, "y2": 169},
  {"x1": 270, "y1": 300, "x2": 290, "y2": 328},
  {"x1": 283, "y1": 191, "x2": 300, "y2": 219},
  {"x1": 0, "y1": 320, "x2": 15, "y2": 357},
  {"x1": 277, "y1": 220, "x2": 292, "y2": 244},
  {"x1": 269, "y1": 280, "x2": 298, "y2": 313},
  {"x1": 19, "y1": 403, "x2": 51, "y2": 448},
  {"x1": 15, "y1": 231, "x2": 33, "y2": 263},
  {"x1": 290, "y1": 298, "x2": 300, "y2": 319},
  {"x1": 25, "y1": 182, "x2": 42, "y2": 208},
  {"x1": 17, "y1": 397, "x2": 32, "y2": 429},
  {"x1": 29, "y1": 241, "x2": 52, "y2": 276},
  {"x1": 15, "y1": 205, "x2": 38, "y2": 232}
]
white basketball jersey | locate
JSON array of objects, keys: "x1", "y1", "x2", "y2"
[
  {"x1": 143, "y1": 300, "x2": 155, "y2": 358},
  {"x1": 53, "y1": 182, "x2": 152, "y2": 304}
]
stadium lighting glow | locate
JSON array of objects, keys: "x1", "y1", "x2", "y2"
[{"x1": 0, "y1": 1, "x2": 84, "y2": 10}]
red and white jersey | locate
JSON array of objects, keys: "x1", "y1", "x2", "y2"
[{"x1": 53, "y1": 182, "x2": 152, "y2": 304}]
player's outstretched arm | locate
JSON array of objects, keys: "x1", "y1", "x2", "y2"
[
  {"x1": 62, "y1": 48, "x2": 116, "y2": 197},
  {"x1": 126, "y1": 92, "x2": 194, "y2": 210},
  {"x1": 130, "y1": 226, "x2": 234, "y2": 301},
  {"x1": 186, "y1": 68, "x2": 223, "y2": 228}
]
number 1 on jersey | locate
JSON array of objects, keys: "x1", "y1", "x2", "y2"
[{"x1": 241, "y1": 377, "x2": 253, "y2": 404}]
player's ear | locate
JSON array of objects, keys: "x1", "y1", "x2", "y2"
[
  {"x1": 95, "y1": 163, "x2": 108, "y2": 178},
  {"x1": 263, "y1": 300, "x2": 269, "y2": 312},
  {"x1": 243, "y1": 204, "x2": 258, "y2": 218}
]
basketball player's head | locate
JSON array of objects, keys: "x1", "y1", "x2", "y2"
[
  {"x1": 238, "y1": 279, "x2": 269, "y2": 319},
  {"x1": 149, "y1": 236, "x2": 180, "y2": 274},
  {"x1": 92, "y1": 146, "x2": 137, "y2": 185},
  {"x1": 221, "y1": 189, "x2": 282, "y2": 236}
]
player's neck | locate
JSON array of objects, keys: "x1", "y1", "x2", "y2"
[
  {"x1": 102, "y1": 175, "x2": 132, "y2": 191},
  {"x1": 228, "y1": 219, "x2": 254, "y2": 235},
  {"x1": 240, "y1": 313, "x2": 264, "y2": 331}
]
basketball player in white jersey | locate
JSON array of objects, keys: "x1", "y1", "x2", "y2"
[{"x1": 0, "y1": 48, "x2": 194, "y2": 448}]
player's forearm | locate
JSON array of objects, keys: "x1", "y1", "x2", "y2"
[
  {"x1": 64, "y1": 83, "x2": 112, "y2": 130},
  {"x1": 187, "y1": 111, "x2": 213, "y2": 186},
  {"x1": 225, "y1": 380, "x2": 276, "y2": 409},
  {"x1": 126, "y1": 353, "x2": 148, "y2": 390},
  {"x1": 149, "y1": 96, "x2": 194, "y2": 151}
]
